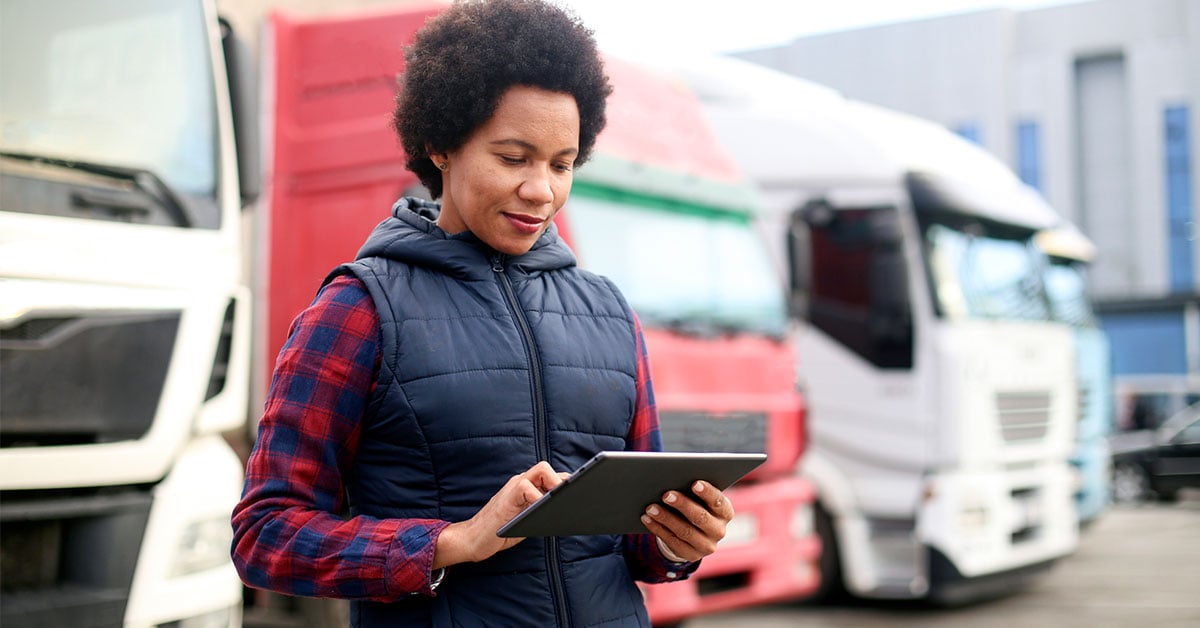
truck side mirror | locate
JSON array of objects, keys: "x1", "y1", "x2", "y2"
[
  {"x1": 220, "y1": 17, "x2": 261, "y2": 206},
  {"x1": 800, "y1": 198, "x2": 836, "y2": 228}
]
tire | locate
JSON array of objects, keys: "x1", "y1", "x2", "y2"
[
  {"x1": 1112, "y1": 462, "x2": 1150, "y2": 503},
  {"x1": 812, "y1": 503, "x2": 848, "y2": 602},
  {"x1": 1154, "y1": 488, "x2": 1180, "y2": 503}
]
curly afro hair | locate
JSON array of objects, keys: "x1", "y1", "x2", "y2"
[{"x1": 394, "y1": 0, "x2": 612, "y2": 199}]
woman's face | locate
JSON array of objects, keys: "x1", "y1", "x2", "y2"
[{"x1": 432, "y1": 86, "x2": 580, "y2": 256}]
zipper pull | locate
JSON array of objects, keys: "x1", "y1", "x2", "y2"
[{"x1": 491, "y1": 254, "x2": 504, "y2": 272}]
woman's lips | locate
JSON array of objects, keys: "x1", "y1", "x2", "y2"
[{"x1": 504, "y1": 212, "x2": 545, "y2": 235}]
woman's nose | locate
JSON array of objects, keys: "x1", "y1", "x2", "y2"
[{"x1": 518, "y1": 167, "x2": 555, "y2": 204}]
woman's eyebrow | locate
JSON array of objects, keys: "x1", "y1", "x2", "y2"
[{"x1": 489, "y1": 138, "x2": 579, "y2": 157}]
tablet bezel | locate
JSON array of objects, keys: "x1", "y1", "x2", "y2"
[{"x1": 496, "y1": 451, "x2": 766, "y2": 538}]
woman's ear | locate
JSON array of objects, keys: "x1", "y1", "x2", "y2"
[{"x1": 428, "y1": 147, "x2": 448, "y2": 172}]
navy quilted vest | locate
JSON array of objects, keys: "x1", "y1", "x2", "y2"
[{"x1": 328, "y1": 199, "x2": 650, "y2": 627}]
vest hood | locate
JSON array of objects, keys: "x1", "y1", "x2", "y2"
[{"x1": 355, "y1": 197, "x2": 578, "y2": 281}]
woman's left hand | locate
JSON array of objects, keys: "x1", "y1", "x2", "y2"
[{"x1": 640, "y1": 480, "x2": 735, "y2": 563}]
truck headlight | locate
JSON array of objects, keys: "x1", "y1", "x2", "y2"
[
  {"x1": 959, "y1": 506, "x2": 988, "y2": 531},
  {"x1": 722, "y1": 513, "x2": 759, "y2": 546},
  {"x1": 169, "y1": 516, "x2": 233, "y2": 577}
]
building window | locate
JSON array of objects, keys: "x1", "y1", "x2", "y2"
[
  {"x1": 1016, "y1": 120, "x2": 1042, "y2": 192},
  {"x1": 954, "y1": 122, "x2": 983, "y2": 146},
  {"x1": 1165, "y1": 105, "x2": 1195, "y2": 292}
]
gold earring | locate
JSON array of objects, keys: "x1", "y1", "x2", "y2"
[{"x1": 437, "y1": 162, "x2": 448, "y2": 171}]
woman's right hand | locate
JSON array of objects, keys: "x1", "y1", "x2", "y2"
[{"x1": 432, "y1": 461, "x2": 566, "y2": 569}]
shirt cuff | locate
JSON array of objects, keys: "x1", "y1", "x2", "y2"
[
  {"x1": 655, "y1": 537, "x2": 692, "y2": 565},
  {"x1": 384, "y1": 519, "x2": 452, "y2": 598}
]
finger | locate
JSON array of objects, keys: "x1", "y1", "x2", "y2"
[
  {"x1": 497, "y1": 473, "x2": 546, "y2": 509},
  {"x1": 661, "y1": 490, "x2": 724, "y2": 537},
  {"x1": 640, "y1": 510, "x2": 707, "y2": 561},
  {"x1": 524, "y1": 461, "x2": 564, "y2": 491},
  {"x1": 517, "y1": 479, "x2": 545, "y2": 507},
  {"x1": 639, "y1": 512, "x2": 696, "y2": 561},
  {"x1": 690, "y1": 481, "x2": 735, "y2": 521},
  {"x1": 642, "y1": 502, "x2": 716, "y2": 557}
]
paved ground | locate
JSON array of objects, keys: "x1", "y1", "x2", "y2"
[{"x1": 689, "y1": 492, "x2": 1200, "y2": 628}]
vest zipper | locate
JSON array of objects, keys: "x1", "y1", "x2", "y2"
[{"x1": 491, "y1": 253, "x2": 572, "y2": 628}]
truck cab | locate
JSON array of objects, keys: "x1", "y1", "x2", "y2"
[{"x1": 0, "y1": 0, "x2": 256, "y2": 626}]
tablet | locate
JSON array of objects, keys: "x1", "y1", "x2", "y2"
[{"x1": 496, "y1": 451, "x2": 766, "y2": 538}]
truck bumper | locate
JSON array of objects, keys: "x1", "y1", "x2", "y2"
[{"x1": 917, "y1": 463, "x2": 1078, "y2": 583}]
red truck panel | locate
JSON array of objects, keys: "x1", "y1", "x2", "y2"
[
  {"x1": 264, "y1": 6, "x2": 438, "y2": 369},
  {"x1": 597, "y1": 56, "x2": 743, "y2": 183},
  {"x1": 642, "y1": 329, "x2": 806, "y2": 478}
]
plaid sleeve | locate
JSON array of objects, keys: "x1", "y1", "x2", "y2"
[
  {"x1": 231, "y1": 275, "x2": 449, "y2": 601},
  {"x1": 622, "y1": 312, "x2": 701, "y2": 583}
]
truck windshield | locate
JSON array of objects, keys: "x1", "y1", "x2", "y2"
[
  {"x1": 1043, "y1": 258, "x2": 1098, "y2": 327},
  {"x1": 924, "y1": 221, "x2": 1050, "y2": 321},
  {"x1": 0, "y1": 0, "x2": 218, "y2": 220},
  {"x1": 566, "y1": 193, "x2": 787, "y2": 337}
]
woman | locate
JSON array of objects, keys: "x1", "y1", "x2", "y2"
[{"x1": 231, "y1": 1, "x2": 733, "y2": 625}]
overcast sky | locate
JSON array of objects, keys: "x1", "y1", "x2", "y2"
[{"x1": 555, "y1": 0, "x2": 1086, "y2": 58}]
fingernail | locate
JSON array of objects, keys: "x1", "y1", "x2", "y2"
[
  {"x1": 647, "y1": 505, "x2": 660, "y2": 516},
  {"x1": 641, "y1": 515, "x2": 652, "y2": 525},
  {"x1": 694, "y1": 481, "x2": 705, "y2": 493},
  {"x1": 664, "y1": 492, "x2": 677, "y2": 504}
]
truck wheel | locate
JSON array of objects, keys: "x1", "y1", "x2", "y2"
[
  {"x1": 1112, "y1": 462, "x2": 1149, "y2": 503},
  {"x1": 813, "y1": 503, "x2": 848, "y2": 602},
  {"x1": 1154, "y1": 488, "x2": 1179, "y2": 503}
]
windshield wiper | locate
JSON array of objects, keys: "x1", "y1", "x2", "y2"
[
  {"x1": 717, "y1": 319, "x2": 789, "y2": 341},
  {"x1": 1, "y1": 151, "x2": 192, "y2": 228},
  {"x1": 637, "y1": 310, "x2": 725, "y2": 339}
]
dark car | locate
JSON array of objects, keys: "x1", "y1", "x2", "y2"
[{"x1": 1110, "y1": 403, "x2": 1200, "y2": 502}]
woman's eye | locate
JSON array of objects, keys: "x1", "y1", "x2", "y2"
[
  {"x1": 499, "y1": 155, "x2": 524, "y2": 165},
  {"x1": 554, "y1": 162, "x2": 574, "y2": 173}
]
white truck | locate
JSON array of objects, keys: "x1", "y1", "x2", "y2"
[
  {"x1": 0, "y1": 0, "x2": 257, "y2": 626},
  {"x1": 676, "y1": 57, "x2": 1079, "y2": 602}
]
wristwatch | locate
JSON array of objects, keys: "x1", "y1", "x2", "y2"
[{"x1": 429, "y1": 568, "x2": 447, "y2": 592}]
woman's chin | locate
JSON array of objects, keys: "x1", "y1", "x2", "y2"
[{"x1": 487, "y1": 231, "x2": 545, "y2": 256}]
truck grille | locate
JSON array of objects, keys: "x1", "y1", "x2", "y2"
[
  {"x1": 0, "y1": 311, "x2": 180, "y2": 447},
  {"x1": 995, "y1": 391, "x2": 1052, "y2": 443},
  {"x1": 659, "y1": 411, "x2": 767, "y2": 454},
  {"x1": 0, "y1": 485, "x2": 152, "y2": 627}
]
